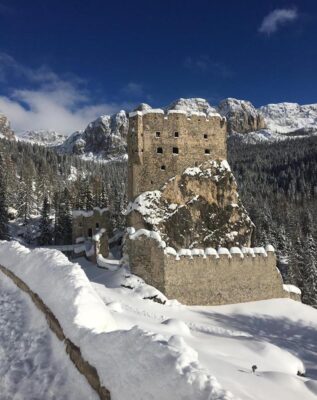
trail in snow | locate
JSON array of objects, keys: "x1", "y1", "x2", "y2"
[{"x1": 0, "y1": 272, "x2": 98, "y2": 400}]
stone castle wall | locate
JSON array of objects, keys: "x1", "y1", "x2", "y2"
[
  {"x1": 127, "y1": 235, "x2": 290, "y2": 305},
  {"x1": 128, "y1": 110, "x2": 227, "y2": 200},
  {"x1": 72, "y1": 208, "x2": 111, "y2": 244}
]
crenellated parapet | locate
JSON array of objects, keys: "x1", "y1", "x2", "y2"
[{"x1": 126, "y1": 228, "x2": 291, "y2": 305}]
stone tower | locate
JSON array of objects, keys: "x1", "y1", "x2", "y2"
[
  {"x1": 126, "y1": 106, "x2": 293, "y2": 305},
  {"x1": 128, "y1": 109, "x2": 227, "y2": 200}
]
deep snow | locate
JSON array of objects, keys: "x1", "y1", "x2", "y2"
[
  {"x1": 0, "y1": 272, "x2": 98, "y2": 400},
  {"x1": 0, "y1": 241, "x2": 317, "y2": 400}
]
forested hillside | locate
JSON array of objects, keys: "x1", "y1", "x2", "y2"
[
  {"x1": 0, "y1": 139, "x2": 127, "y2": 244},
  {"x1": 229, "y1": 136, "x2": 317, "y2": 306}
]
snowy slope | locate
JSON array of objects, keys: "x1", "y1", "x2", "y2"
[
  {"x1": 0, "y1": 272, "x2": 98, "y2": 400},
  {"x1": 1, "y1": 239, "x2": 315, "y2": 400},
  {"x1": 17, "y1": 130, "x2": 67, "y2": 146},
  {"x1": 81, "y1": 258, "x2": 317, "y2": 400},
  {"x1": 260, "y1": 102, "x2": 317, "y2": 134}
]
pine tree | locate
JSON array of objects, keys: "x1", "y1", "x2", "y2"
[
  {"x1": 55, "y1": 188, "x2": 72, "y2": 245},
  {"x1": 0, "y1": 154, "x2": 9, "y2": 240},
  {"x1": 85, "y1": 184, "x2": 94, "y2": 210},
  {"x1": 302, "y1": 234, "x2": 317, "y2": 307},
  {"x1": 39, "y1": 195, "x2": 52, "y2": 245}
]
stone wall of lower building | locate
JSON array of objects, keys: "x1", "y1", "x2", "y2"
[{"x1": 128, "y1": 237, "x2": 289, "y2": 305}]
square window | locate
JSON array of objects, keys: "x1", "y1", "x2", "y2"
[
  {"x1": 205, "y1": 149, "x2": 210, "y2": 154},
  {"x1": 174, "y1": 131, "x2": 179, "y2": 138},
  {"x1": 161, "y1": 165, "x2": 166, "y2": 170},
  {"x1": 157, "y1": 147, "x2": 163, "y2": 154},
  {"x1": 204, "y1": 134, "x2": 208, "y2": 139},
  {"x1": 156, "y1": 131, "x2": 161, "y2": 137},
  {"x1": 173, "y1": 147, "x2": 179, "y2": 154}
]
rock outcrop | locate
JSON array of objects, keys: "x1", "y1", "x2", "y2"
[
  {"x1": 127, "y1": 159, "x2": 253, "y2": 249},
  {"x1": 0, "y1": 114, "x2": 15, "y2": 140},
  {"x1": 218, "y1": 98, "x2": 266, "y2": 134},
  {"x1": 58, "y1": 110, "x2": 128, "y2": 158}
]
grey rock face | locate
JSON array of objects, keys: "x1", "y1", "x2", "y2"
[
  {"x1": 58, "y1": 110, "x2": 128, "y2": 158},
  {"x1": 218, "y1": 98, "x2": 266, "y2": 134},
  {"x1": 127, "y1": 160, "x2": 253, "y2": 249}
]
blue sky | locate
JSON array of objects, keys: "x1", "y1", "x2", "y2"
[{"x1": 0, "y1": 0, "x2": 316, "y2": 133}]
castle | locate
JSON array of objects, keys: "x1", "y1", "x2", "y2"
[{"x1": 126, "y1": 107, "x2": 300, "y2": 305}]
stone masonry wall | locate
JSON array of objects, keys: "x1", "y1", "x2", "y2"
[
  {"x1": 72, "y1": 209, "x2": 111, "y2": 244},
  {"x1": 128, "y1": 237, "x2": 288, "y2": 306},
  {"x1": 128, "y1": 111, "x2": 227, "y2": 200}
]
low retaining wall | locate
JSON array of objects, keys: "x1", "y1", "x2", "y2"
[{"x1": 0, "y1": 264, "x2": 111, "y2": 400}]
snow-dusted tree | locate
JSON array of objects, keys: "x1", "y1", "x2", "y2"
[
  {"x1": 0, "y1": 154, "x2": 9, "y2": 240},
  {"x1": 302, "y1": 234, "x2": 317, "y2": 307},
  {"x1": 85, "y1": 184, "x2": 94, "y2": 211},
  {"x1": 39, "y1": 195, "x2": 52, "y2": 245},
  {"x1": 55, "y1": 188, "x2": 72, "y2": 245}
]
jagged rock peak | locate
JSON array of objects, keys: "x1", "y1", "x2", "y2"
[
  {"x1": 218, "y1": 98, "x2": 266, "y2": 134},
  {"x1": 166, "y1": 98, "x2": 218, "y2": 114},
  {"x1": 0, "y1": 114, "x2": 15, "y2": 140},
  {"x1": 133, "y1": 103, "x2": 152, "y2": 112}
]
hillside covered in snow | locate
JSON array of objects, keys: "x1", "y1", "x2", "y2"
[{"x1": 0, "y1": 241, "x2": 316, "y2": 400}]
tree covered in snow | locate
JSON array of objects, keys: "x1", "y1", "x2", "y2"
[
  {"x1": 0, "y1": 153, "x2": 9, "y2": 240},
  {"x1": 39, "y1": 195, "x2": 52, "y2": 245}
]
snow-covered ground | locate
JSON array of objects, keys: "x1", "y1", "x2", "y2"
[
  {"x1": 0, "y1": 271, "x2": 98, "y2": 400},
  {"x1": 0, "y1": 241, "x2": 317, "y2": 400},
  {"x1": 80, "y1": 257, "x2": 317, "y2": 400}
]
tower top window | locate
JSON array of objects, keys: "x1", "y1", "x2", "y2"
[
  {"x1": 156, "y1": 131, "x2": 161, "y2": 138},
  {"x1": 157, "y1": 147, "x2": 163, "y2": 154},
  {"x1": 173, "y1": 147, "x2": 179, "y2": 154},
  {"x1": 174, "y1": 131, "x2": 179, "y2": 138}
]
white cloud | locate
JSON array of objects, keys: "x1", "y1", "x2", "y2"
[
  {"x1": 0, "y1": 53, "x2": 125, "y2": 134},
  {"x1": 259, "y1": 8, "x2": 298, "y2": 35}
]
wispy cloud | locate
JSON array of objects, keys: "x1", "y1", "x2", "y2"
[
  {"x1": 184, "y1": 55, "x2": 233, "y2": 78},
  {"x1": 121, "y1": 82, "x2": 144, "y2": 96},
  {"x1": 0, "y1": 53, "x2": 125, "y2": 134},
  {"x1": 258, "y1": 8, "x2": 298, "y2": 35}
]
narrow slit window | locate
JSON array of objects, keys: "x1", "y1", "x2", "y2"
[
  {"x1": 173, "y1": 147, "x2": 179, "y2": 154},
  {"x1": 174, "y1": 131, "x2": 179, "y2": 138},
  {"x1": 205, "y1": 149, "x2": 210, "y2": 154},
  {"x1": 156, "y1": 131, "x2": 161, "y2": 137},
  {"x1": 161, "y1": 165, "x2": 166, "y2": 170},
  {"x1": 157, "y1": 147, "x2": 163, "y2": 154},
  {"x1": 96, "y1": 222, "x2": 100, "y2": 229},
  {"x1": 204, "y1": 134, "x2": 208, "y2": 139}
]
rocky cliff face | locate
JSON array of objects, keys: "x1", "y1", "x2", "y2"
[
  {"x1": 58, "y1": 110, "x2": 128, "y2": 159},
  {"x1": 0, "y1": 114, "x2": 15, "y2": 140},
  {"x1": 127, "y1": 160, "x2": 253, "y2": 249},
  {"x1": 218, "y1": 98, "x2": 266, "y2": 134}
]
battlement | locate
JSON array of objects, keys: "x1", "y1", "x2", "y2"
[
  {"x1": 128, "y1": 109, "x2": 227, "y2": 200},
  {"x1": 126, "y1": 229, "x2": 288, "y2": 305}
]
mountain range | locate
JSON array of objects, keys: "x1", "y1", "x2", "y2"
[{"x1": 1, "y1": 98, "x2": 317, "y2": 159}]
